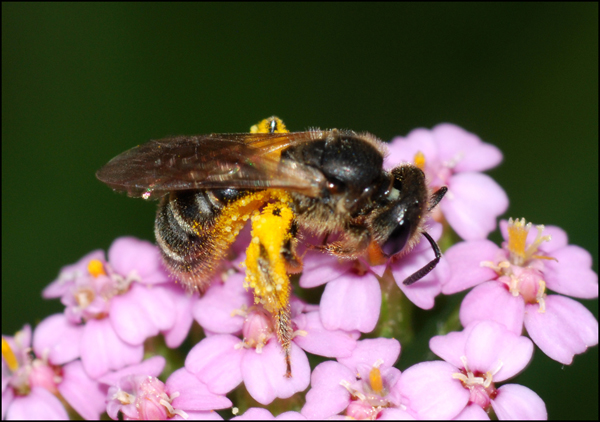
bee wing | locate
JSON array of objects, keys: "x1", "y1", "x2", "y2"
[{"x1": 96, "y1": 131, "x2": 326, "y2": 199}]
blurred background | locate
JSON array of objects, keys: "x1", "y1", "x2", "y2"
[{"x1": 3, "y1": 3, "x2": 597, "y2": 419}]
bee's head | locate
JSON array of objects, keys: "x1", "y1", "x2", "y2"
[
  {"x1": 372, "y1": 164, "x2": 430, "y2": 258},
  {"x1": 370, "y1": 164, "x2": 447, "y2": 284}
]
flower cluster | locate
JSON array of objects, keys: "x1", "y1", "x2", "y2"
[{"x1": 2, "y1": 124, "x2": 597, "y2": 420}]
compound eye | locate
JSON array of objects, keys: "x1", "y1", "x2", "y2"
[
  {"x1": 326, "y1": 178, "x2": 346, "y2": 195},
  {"x1": 382, "y1": 222, "x2": 411, "y2": 256}
]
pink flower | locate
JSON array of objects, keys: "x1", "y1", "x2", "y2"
[
  {"x1": 385, "y1": 124, "x2": 508, "y2": 240},
  {"x1": 41, "y1": 237, "x2": 194, "y2": 378},
  {"x1": 2, "y1": 324, "x2": 105, "y2": 420},
  {"x1": 189, "y1": 273, "x2": 356, "y2": 405},
  {"x1": 387, "y1": 220, "x2": 448, "y2": 309},
  {"x1": 101, "y1": 357, "x2": 230, "y2": 420},
  {"x1": 231, "y1": 407, "x2": 305, "y2": 420},
  {"x1": 397, "y1": 321, "x2": 546, "y2": 420},
  {"x1": 444, "y1": 218, "x2": 598, "y2": 364},
  {"x1": 301, "y1": 338, "x2": 411, "y2": 420}
]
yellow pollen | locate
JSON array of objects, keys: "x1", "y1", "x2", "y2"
[
  {"x1": 507, "y1": 218, "x2": 553, "y2": 266},
  {"x1": 413, "y1": 151, "x2": 426, "y2": 170},
  {"x1": 250, "y1": 116, "x2": 287, "y2": 134},
  {"x1": 87, "y1": 259, "x2": 106, "y2": 277},
  {"x1": 2, "y1": 337, "x2": 19, "y2": 372},
  {"x1": 507, "y1": 218, "x2": 530, "y2": 264},
  {"x1": 369, "y1": 367, "x2": 384, "y2": 394}
]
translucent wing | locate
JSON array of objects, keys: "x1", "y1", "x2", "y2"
[{"x1": 96, "y1": 131, "x2": 327, "y2": 199}]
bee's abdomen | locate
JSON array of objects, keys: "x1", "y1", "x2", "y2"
[{"x1": 154, "y1": 189, "x2": 249, "y2": 292}]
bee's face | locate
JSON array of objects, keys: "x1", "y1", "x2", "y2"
[{"x1": 372, "y1": 165, "x2": 430, "y2": 258}]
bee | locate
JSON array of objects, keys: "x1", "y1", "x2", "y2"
[{"x1": 96, "y1": 117, "x2": 447, "y2": 376}]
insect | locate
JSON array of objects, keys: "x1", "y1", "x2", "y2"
[{"x1": 96, "y1": 117, "x2": 447, "y2": 376}]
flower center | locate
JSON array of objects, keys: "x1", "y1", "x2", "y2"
[
  {"x1": 2, "y1": 337, "x2": 19, "y2": 372},
  {"x1": 506, "y1": 218, "x2": 553, "y2": 267},
  {"x1": 452, "y1": 356, "x2": 499, "y2": 409},
  {"x1": 339, "y1": 359, "x2": 398, "y2": 420},
  {"x1": 240, "y1": 308, "x2": 274, "y2": 352},
  {"x1": 87, "y1": 259, "x2": 106, "y2": 277}
]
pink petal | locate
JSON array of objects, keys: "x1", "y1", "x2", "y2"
[
  {"x1": 398, "y1": 361, "x2": 469, "y2": 420},
  {"x1": 98, "y1": 356, "x2": 166, "y2": 385},
  {"x1": 242, "y1": 341, "x2": 310, "y2": 405},
  {"x1": 58, "y1": 360, "x2": 106, "y2": 420},
  {"x1": 337, "y1": 338, "x2": 400, "y2": 373},
  {"x1": 232, "y1": 407, "x2": 275, "y2": 420},
  {"x1": 491, "y1": 384, "x2": 547, "y2": 420},
  {"x1": 301, "y1": 361, "x2": 354, "y2": 419},
  {"x1": 80, "y1": 318, "x2": 144, "y2": 378},
  {"x1": 524, "y1": 295, "x2": 598, "y2": 365},
  {"x1": 110, "y1": 283, "x2": 176, "y2": 345},
  {"x1": 167, "y1": 368, "x2": 232, "y2": 411},
  {"x1": 320, "y1": 272, "x2": 381, "y2": 333},
  {"x1": 193, "y1": 273, "x2": 252, "y2": 334},
  {"x1": 429, "y1": 329, "x2": 469, "y2": 369},
  {"x1": 293, "y1": 311, "x2": 357, "y2": 358},
  {"x1": 5, "y1": 388, "x2": 69, "y2": 420},
  {"x1": 108, "y1": 237, "x2": 170, "y2": 284},
  {"x1": 443, "y1": 240, "x2": 499, "y2": 294},
  {"x1": 545, "y1": 245, "x2": 598, "y2": 299},
  {"x1": 162, "y1": 286, "x2": 195, "y2": 348},
  {"x1": 385, "y1": 128, "x2": 440, "y2": 171},
  {"x1": 396, "y1": 257, "x2": 445, "y2": 310},
  {"x1": 176, "y1": 410, "x2": 224, "y2": 420},
  {"x1": 185, "y1": 334, "x2": 244, "y2": 395},
  {"x1": 453, "y1": 404, "x2": 490, "y2": 420},
  {"x1": 33, "y1": 313, "x2": 82, "y2": 365},
  {"x1": 442, "y1": 173, "x2": 508, "y2": 240},
  {"x1": 463, "y1": 321, "x2": 533, "y2": 382},
  {"x1": 378, "y1": 407, "x2": 415, "y2": 420},
  {"x1": 275, "y1": 411, "x2": 307, "y2": 420},
  {"x1": 432, "y1": 124, "x2": 502, "y2": 173},
  {"x1": 460, "y1": 281, "x2": 525, "y2": 335},
  {"x1": 299, "y1": 251, "x2": 353, "y2": 288}
]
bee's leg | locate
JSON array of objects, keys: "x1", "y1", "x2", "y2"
[
  {"x1": 317, "y1": 224, "x2": 372, "y2": 260},
  {"x1": 244, "y1": 194, "x2": 298, "y2": 377}
]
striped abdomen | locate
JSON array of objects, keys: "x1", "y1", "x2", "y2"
[{"x1": 154, "y1": 188, "x2": 257, "y2": 292}]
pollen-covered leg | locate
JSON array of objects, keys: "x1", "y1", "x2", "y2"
[{"x1": 244, "y1": 193, "x2": 299, "y2": 377}]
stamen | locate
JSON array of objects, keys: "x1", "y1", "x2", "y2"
[
  {"x1": 536, "y1": 280, "x2": 547, "y2": 313},
  {"x1": 2, "y1": 338, "x2": 19, "y2": 371},
  {"x1": 340, "y1": 379, "x2": 366, "y2": 401},
  {"x1": 525, "y1": 225, "x2": 551, "y2": 257},
  {"x1": 507, "y1": 218, "x2": 530, "y2": 266},
  {"x1": 87, "y1": 259, "x2": 106, "y2": 277},
  {"x1": 483, "y1": 372, "x2": 493, "y2": 388},
  {"x1": 508, "y1": 275, "x2": 520, "y2": 296},
  {"x1": 460, "y1": 355, "x2": 469, "y2": 372},
  {"x1": 369, "y1": 367, "x2": 384, "y2": 394},
  {"x1": 490, "y1": 360, "x2": 504, "y2": 377},
  {"x1": 292, "y1": 329, "x2": 308, "y2": 339},
  {"x1": 161, "y1": 397, "x2": 189, "y2": 420},
  {"x1": 115, "y1": 389, "x2": 135, "y2": 405},
  {"x1": 413, "y1": 151, "x2": 426, "y2": 170},
  {"x1": 481, "y1": 260, "x2": 510, "y2": 275},
  {"x1": 230, "y1": 305, "x2": 248, "y2": 318}
]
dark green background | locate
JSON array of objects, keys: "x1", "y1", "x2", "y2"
[{"x1": 3, "y1": 3, "x2": 597, "y2": 419}]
